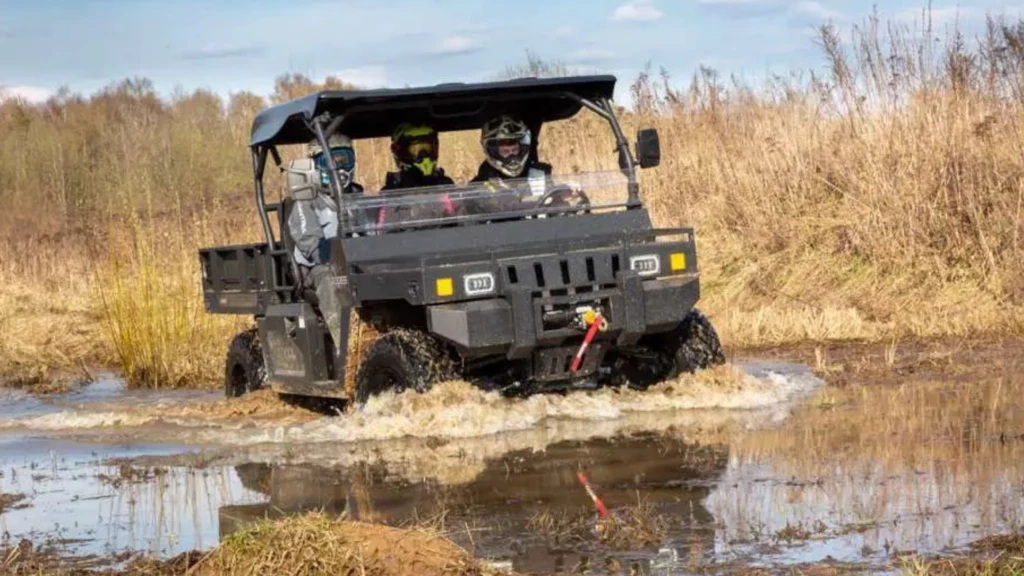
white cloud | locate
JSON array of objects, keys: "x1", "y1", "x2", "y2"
[
  {"x1": 789, "y1": 0, "x2": 842, "y2": 21},
  {"x1": 330, "y1": 66, "x2": 388, "y2": 89},
  {"x1": 786, "y1": 0, "x2": 843, "y2": 22},
  {"x1": 0, "y1": 85, "x2": 53, "y2": 103},
  {"x1": 568, "y1": 48, "x2": 616, "y2": 63},
  {"x1": 555, "y1": 25, "x2": 576, "y2": 38},
  {"x1": 563, "y1": 64, "x2": 605, "y2": 76},
  {"x1": 429, "y1": 35, "x2": 482, "y2": 56},
  {"x1": 610, "y1": 1, "x2": 664, "y2": 22}
]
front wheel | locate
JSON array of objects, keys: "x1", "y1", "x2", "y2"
[
  {"x1": 354, "y1": 329, "x2": 455, "y2": 407},
  {"x1": 224, "y1": 328, "x2": 267, "y2": 398},
  {"x1": 657, "y1": 308, "x2": 726, "y2": 378},
  {"x1": 610, "y1": 309, "x2": 726, "y2": 390}
]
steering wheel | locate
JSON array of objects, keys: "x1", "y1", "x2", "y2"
[{"x1": 534, "y1": 184, "x2": 591, "y2": 216}]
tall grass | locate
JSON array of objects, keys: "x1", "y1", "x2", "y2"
[
  {"x1": 93, "y1": 212, "x2": 247, "y2": 388},
  {"x1": 3, "y1": 7, "x2": 1024, "y2": 388}
]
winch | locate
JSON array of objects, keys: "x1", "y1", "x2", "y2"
[{"x1": 569, "y1": 306, "x2": 609, "y2": 373}]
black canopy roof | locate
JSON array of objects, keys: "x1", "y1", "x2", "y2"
[{"x1": 249, "y1": 75, "x2": 617, "y2": 147}]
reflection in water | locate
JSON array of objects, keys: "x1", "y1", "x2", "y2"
[
  {"x1": 708, "y1": 376, "x2": 1024, "y2": 566},
  {"x1": 218, "y1": 435, "x2": 731, "y2": 575},
  {"x1": 0, "y1": 439, "x2": 264, "y2": 557},
  {"x1": 0, "y1": 435, "x2": 734, "y2": 574},
  {"x1": 6, "y1": 358, "x2": 1024, "y2": 573}
]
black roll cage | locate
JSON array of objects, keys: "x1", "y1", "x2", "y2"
[{"x1": 250, "y1": 91, "x2": 641, "y2": 252}]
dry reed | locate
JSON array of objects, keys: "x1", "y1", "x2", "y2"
[{"x1": 2, "y1": 8, "x2": 1024, "y2": 387}]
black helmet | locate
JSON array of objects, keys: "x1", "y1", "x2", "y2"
[
  {"x1": 480, "y1": 115, "x2": 531, "y2": 177},
  {"x1": 390, "y1": 123, "x2": 440, "y2": 177}
]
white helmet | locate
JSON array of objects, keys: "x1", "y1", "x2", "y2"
[
  {"x1": 307, "y1": 133, "x2": 355, "y2": 186},
  {"x1": 480, "y1": 115, "x2": 531, "y2": 177},
  {"x1": 306, "y1": 133, "x2": 353, "y2": 158}
]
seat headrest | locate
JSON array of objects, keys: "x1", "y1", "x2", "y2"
[{"x1": 285, "y1": 158, "x2": 321, "y2": 201}]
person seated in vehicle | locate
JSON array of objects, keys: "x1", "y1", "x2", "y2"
[
  {"x1": 285, "y1": 135, "x2": 361, "y2": 355},
  {"x1": 382, "y1": 123, "x2": 454, "y2": 190},
  {"x1": 469, "y1": 114, "x2": 585, "y2": 216},
  {"x1": 308, "y1": 133, "x2": 364, "y2": 195},
  {"x1": 471, "y1": 114, "x2": 552, "y2": 189},
  {"x1": 379, "y1": 123, "x2": 459, "y2": 225}
]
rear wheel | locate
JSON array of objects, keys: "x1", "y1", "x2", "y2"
[
  {"x1": 354, "y1": 329, "x2": 455, "y2": 407},
  {"x1": 225, "y1": 328, "x2": 267, "y2": 398}
]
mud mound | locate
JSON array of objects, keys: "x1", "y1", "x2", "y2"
[{"x1": 193, "y1": 513, "x2": 508, "y2": 576}]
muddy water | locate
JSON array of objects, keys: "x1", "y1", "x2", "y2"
[{"x1": 2, "y1": 351, "x2": 1023, "y2": 574}]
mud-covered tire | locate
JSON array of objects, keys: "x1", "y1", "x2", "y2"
[
  {"x1": 658, "y1": 308, "x2": 726, "y2": 378},
  {"x1": 354, "y1": 329, "x2": 454, "y2": 407},
  {"x1": 225, "y1": 328, "x2": 267, "y2": 398}
]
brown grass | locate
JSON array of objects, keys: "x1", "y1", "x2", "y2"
[
  {"x1": 0, "y1": 493, "x2": 28, "y2": 514},
  {"x1": 901, "y1": 544, "x2": 1024, "y2": 576},
  {"x1": 4, "y1": 8, "x2": 1024, "y2": 387},
  {"x1": 526, "y1": 493, "x2": 670, "y2": 551},
  {"x1": 0, "y1": 513, "x2": 516, "y2": 576},
  {"x1": 189, "y1": 513, "x2": 503, "y2": 576}
]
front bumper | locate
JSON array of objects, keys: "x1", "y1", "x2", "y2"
[{"x1": 426, "y1": 273, "x2": 700, "y2": 365}]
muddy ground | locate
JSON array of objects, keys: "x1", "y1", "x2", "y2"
[{"x1": 2, "y1": 337, "x2": 1024, "y2": 575}]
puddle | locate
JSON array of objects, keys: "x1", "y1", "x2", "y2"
[
  {"x1": 3, "y1": 353, "x2": 1022, "y2": 574},
  {"x1": 0, "y1": 438, "x2": 260, "y2": 557},
  {"x1": 0, "y1": 434, "x2": 731, "y2": 573},
  {"x1": 706, "y1": 375, "x2": 1024, "y2": 569},
  {"x1": 0, "y1": 373, "x2": 221, "y2": 425}
]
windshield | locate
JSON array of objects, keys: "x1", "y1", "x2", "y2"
[{"x1": 339, "y1": 170, "x2": 630, "y2": 235}]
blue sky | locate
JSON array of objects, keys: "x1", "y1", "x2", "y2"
[{"x1": 0, "y1": 0, "x2": 1016, "y2": 105}]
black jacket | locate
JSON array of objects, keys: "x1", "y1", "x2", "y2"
[
  {"x1": 379, "y1": 168, "x2": 458, "y2": 224},
  {"x1": 469, "y1": 160, "x2": 552, "y2": 184},
  {"x1": 382, "y1": 168, "x2": 455, "y2": 191}
]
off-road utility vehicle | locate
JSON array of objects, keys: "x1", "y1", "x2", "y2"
[{"x1": 198, "y1": 75, "x2": 724, "y2": 404}]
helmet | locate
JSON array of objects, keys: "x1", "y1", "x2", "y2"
[
  {"x1": 390, "y1": 123, "x2": 439, "y2": 177},
  {"x1": 307, "y1": 133, "x2": 355, "y2": 186},
  {"x1": 480, "y1": 115, "x2": 531, "y2": 177}
]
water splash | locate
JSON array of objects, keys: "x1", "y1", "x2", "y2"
[{"x1": 0, "y1": 360, "x2": 822, "y2": 452}]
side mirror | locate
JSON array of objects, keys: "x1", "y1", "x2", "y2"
[{"x1": 635, "y1": 128, "x2": 660, "y2": 169}]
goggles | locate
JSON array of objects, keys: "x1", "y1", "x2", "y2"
[
  {"x1": 404, "y1": 138, "x2": 436, "y2": 160},
  {"x1": 485, "y1": 132, "x2": 530, "y2": 152},
  {"x1": 316, "y1": 147, "x2": 356, "y2": 173}
]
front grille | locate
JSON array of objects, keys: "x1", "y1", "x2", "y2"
[{"x1": 501, "y1": 251, "x2": 621, "y2": 293}]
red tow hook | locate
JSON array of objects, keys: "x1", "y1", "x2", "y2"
[{"x1": 570, "y1": 311, "x2": 607, "y2": 373}]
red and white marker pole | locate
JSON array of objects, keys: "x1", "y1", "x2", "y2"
[{"x1": 576, "y1": 470, "x2": 609, "y2": 518}]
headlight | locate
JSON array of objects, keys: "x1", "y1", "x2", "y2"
[
  {"x1": 629, "y1": 254, "x2": 660, "y2": 276},
  {"x1": 464, "y1": 272, "x2": 496, "y2": 295}
]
